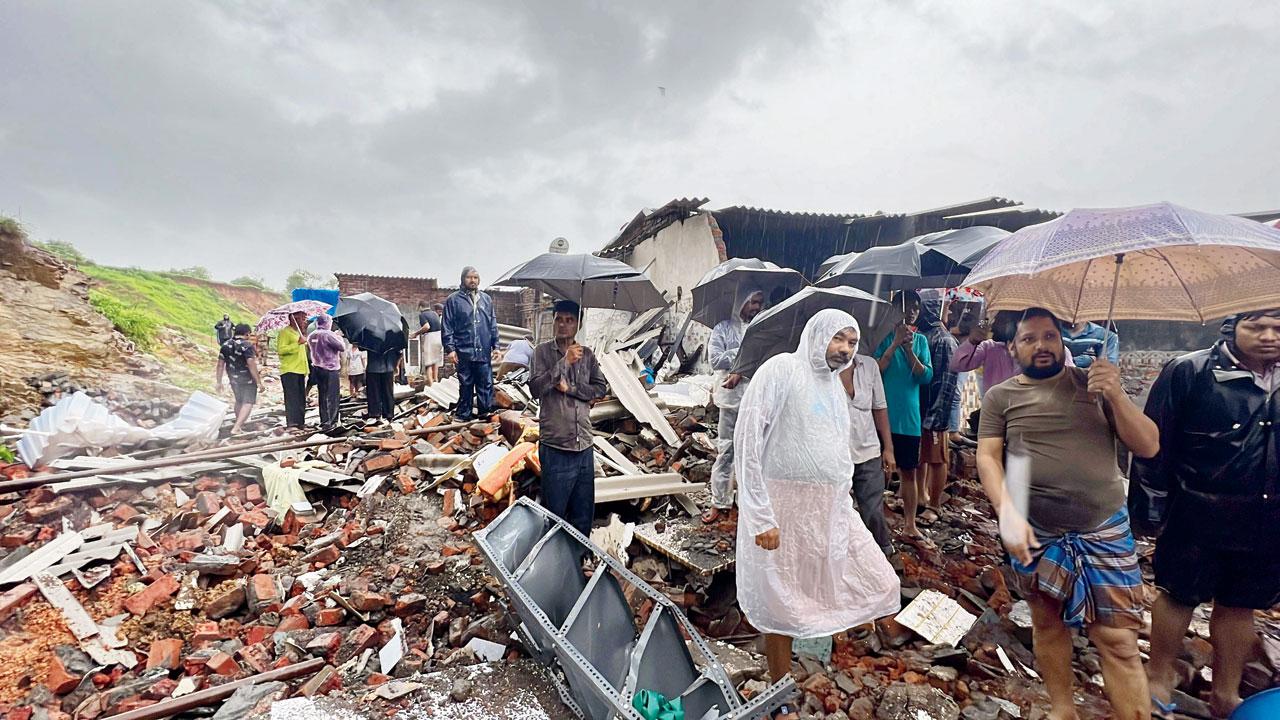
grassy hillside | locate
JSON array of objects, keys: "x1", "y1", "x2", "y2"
[{"x1": 81, "y1": 264, "x2": 275, "y2": 350}]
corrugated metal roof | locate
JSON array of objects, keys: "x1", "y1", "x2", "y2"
[
  {"x1": 333, "y1": 272, "x2": 440, "y2": 284},
  {"x1": 715, "y1": 205, "x2": 866, "y2": 220},
  {"x1": 599, "y1": 197, "x2": 709, "y2": 257}
]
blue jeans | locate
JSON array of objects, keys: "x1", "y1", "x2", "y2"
[
  {"x1": 455, "y1": 352, "x2": 494, "y2": 419},
  {"x1": 539, "y1": 443, "x2": 595, "y2": 537}
]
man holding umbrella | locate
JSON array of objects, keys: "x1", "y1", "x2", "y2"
[
  {"x1": 976, "y1": 308, "x2": 1159, "y2": 720},
  {"x1": 277, "y1": 311, "x2": 310, "y2": 430},
  {"x1": 703, "y1": 286, "x2": 765, "y2": 524},
  {"x1": 1137, "y1": 309, "x2": 1280, "y2": 719},
  {"x1": 443, "y1": 266, "x2": 498, "y2": 421},
  {"x1": 528, "y1": 300, "x2": 608, "y2": 536}
]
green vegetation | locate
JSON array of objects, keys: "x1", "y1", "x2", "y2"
[
  {"x1": 0, "y1": 445, "x2": 15, "y2": 464},
  {"x1": 231, "y1": 275, "x2": 275, "y2": 292},
  {"x1": 81, "y1": 264, "x2": 262, "y2": 349},
  {"x1": 89, "y1": 288, "x2": 160, "y2": 350},
  {"x1": 168, "y1": 265, "x2": 212, "y2": 280},
  {"x1": 35, "y1": 239, "x2": 90, "y2": 265}
]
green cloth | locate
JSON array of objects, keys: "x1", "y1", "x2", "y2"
[
  {"x1": 633, "y1": 689, "x2": 683, "y2": 720},
  {"x1": 873, "y1": 331, "x2": 933, "y2": 437},
  {"x1": 277, "y1": 327, "x2": 310, "y2": 375}
]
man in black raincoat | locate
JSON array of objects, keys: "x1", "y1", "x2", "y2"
[{"x1": 1136, "y1": 308, "x2": 1280, "y2": 718}]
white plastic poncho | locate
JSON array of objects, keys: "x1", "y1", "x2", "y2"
[
  {"x1": 709, "y1": 287, "x2": 764, "y2": 409},
  {"x1": 733, "y1": 309, "x2": 901, "y2": 638}
]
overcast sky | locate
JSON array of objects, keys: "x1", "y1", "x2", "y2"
[{"x1": 3, "y1": 1, "x2": 1277, "y2": 288}]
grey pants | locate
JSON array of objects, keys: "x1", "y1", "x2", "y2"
[
  {"x1": 852, "y1": 458, "x2": 893, "y2": 555},
  {"x1": 710, "y1": 405, "x2": 738, "y2": 509}
]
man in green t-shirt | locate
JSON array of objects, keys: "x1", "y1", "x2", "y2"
[{"x1": 873, "y1": 290, "x2": 932, "y2": 540}]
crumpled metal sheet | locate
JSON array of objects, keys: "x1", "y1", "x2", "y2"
[{"x1": 474, "y1": 497, "x2": 796, "y2": 720}]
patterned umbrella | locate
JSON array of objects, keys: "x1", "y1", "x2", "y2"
[
  {"x1": 255, "y1": 300, "x2": 332, "y2": 332},
  {"x1": 964, "y1": 202, "x2": 1280, "y2": 324}
]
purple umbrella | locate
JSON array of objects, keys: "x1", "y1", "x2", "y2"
[
  {"x1": 255, "y1": 300, "x2": 332, "y2": 332},
  {"x1": 964, "y1": 202, "x2": 1280, "y2": 324}
]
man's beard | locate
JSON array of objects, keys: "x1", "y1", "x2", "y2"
[{"x1": 1021, "y1": 356, "x2": 1064, "y2": 379}]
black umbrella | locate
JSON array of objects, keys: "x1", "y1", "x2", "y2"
[
  {"x1": 494, "y1": 252, "x2": 665, "y2": 312},
  {"x1": 334, "y1": 292, "x2": 409, "y2": 355},
  {"x1": 730, "y1": 286, "x2": 901, "y2": 378},
  {"x1": 691, "y1": 258, "x2": 807, "y2": 328},
  {"x1": 817, "y1": 226, "x2": 1010, "y2": 292}
]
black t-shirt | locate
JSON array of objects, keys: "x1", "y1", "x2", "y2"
[
  {"x1": 215, "y1": 320, "x2": 234, "y2": 345},
  {"x1": 418, "y1": 310, "x2": 442, "y2": 332},
  {"x1": 220, "y1": 338, "x2": 257, "y2": 385}
]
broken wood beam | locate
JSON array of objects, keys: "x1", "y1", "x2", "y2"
[{"x1": 98, "y1": 657, "x2": 326, "y2": 720}]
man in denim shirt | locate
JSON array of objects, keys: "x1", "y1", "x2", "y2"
[
  {"x1": 442, "y1": 266, "x2": 499, "y2": 420},
  {"x1": 1061, "y1": 320, "x2": 1119, "y2": 368}
]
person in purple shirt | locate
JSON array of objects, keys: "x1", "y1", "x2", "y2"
[{"x1": 307, "y1": 314, "x2": 346, "y2": 431}]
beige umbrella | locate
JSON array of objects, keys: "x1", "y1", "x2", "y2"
[{"x1": 964, "y1": 203, "x2": 1280, "y2": 324}]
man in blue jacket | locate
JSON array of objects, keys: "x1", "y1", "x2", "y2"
[{"x1": 443, "y1": 266, "x2": 499, "y2": 421}]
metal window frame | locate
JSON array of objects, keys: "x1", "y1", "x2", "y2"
[{"x1": 473, "y1": 497, "x2": 796, "y2": 720}]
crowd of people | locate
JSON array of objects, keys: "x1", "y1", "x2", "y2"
[
  {"x1": 212, "y1": 272, "x2": 1279, "y2": 720},
  {"x1": 684, "y1": 281, "x2": 1277, "y2": 720}
]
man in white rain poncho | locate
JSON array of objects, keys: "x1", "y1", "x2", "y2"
[
  {"x1": 735, "y1": 309, "x2": 901, "y2": 703},
  {"x1": 702, "y1": 286, "x2": 765, "y2": 524}
]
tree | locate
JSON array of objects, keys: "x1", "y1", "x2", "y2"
[
  {"x1": 285, "y1": 269, "x2": 338, "y2": 292},
  {"x1": 231, "y1": 275, "x2": 273, "y2": 292},
  {"x1": 170, "y1": 266, "x2": 212, "y2": 280}
]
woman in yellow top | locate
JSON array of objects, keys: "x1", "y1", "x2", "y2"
[{"x1": 277, "y1": 311, "x2": 310, "y2": 429}]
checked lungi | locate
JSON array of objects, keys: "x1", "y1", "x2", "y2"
[{"x1": 1011, "y1": 508, "x2": 1144, "y2": 630}]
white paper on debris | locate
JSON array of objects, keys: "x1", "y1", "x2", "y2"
[
  {"x1": 894, "y1": 589, "x2": 977, "y2": 647},
  {"x1": 18, "y1": 390, "x2": 227, "y2": 467}
]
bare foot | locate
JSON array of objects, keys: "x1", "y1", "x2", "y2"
[
  {"x1": 701, "y1": 508, "x2": 722, "y2": 524},
  {"x1": 1210, "y1": 692, "x2": 1241, "y2": 719}
]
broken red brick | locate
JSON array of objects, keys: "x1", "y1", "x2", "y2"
[
  {"x1": 248, "y1": 574, "x2": 279, "y2": 609},
  {"x1": 393, "y1": 593, "x2": 427, "y2": 616},
  {"x1": 144, "y1": 677, "x2": 179, "y2": 700},
  {"x1": 315, "y1": 608, "x2": 346, "y2": 626},
  {"x1": 276, "y1": 615, "x2": 310, "y2": 632},
  {"x1": 194, "y1": 491, "x2": 222, "y2": 516},
  {"x1": 206, "y1": 651, "x2": 241, "y2": 676},
  {"x1": 45, "y1": 653, "x2": 82, "y2": 694},
  {"x1": 245, "y1": 483, "x2": 263, "y2": 503},
  {"x1": 350, "y1": 590, "x2": 390, "y2": 613},
  {"x1": 306, "y1": 632, "x2": 342, "y2": 658},
  {"x1": 338, "y1": 624, "x2": 378, "y2": 663},
  {"x1": 282, "y1": 508, "x2": 305, "y2": 535},
  {"x1": 25, "y1": 496, "x2": 73, "y2": 522},
  {"x1": 195, "y1": 476, "x2": 223, "y2": 491},
  {"x1": 0, "y1": 582, "x2": 37, "y2": 622},
  {"x1": 359, "y1": 453, "x2": 398, "y2": 474},
  {"x1": 378, "y1": 438, "x2": 406, "y2": 450},
  {"x1": 244, "y1": 625, "x2": 274, "y2": 646},
  {"x1": 303, "y1": 545, "x2": 340, "y2": 567},
  {"x1": 203, "y1": 584, "x2": 246, "y2": 620},
  {"x1": 111, "y1": 504, "x2": 140, "y2": 522},
  {"x1": 300, "y1": 665, "x2": 339, "y2": 697},
  {"x1": 281, "y1": 595, "x2": 309, "y2": 617},
  {"x1": 441, "y1": 544, "x2": 468, "y2": 558},
  {"x1": 239, "y1": 509, "x2": 270, "y2": 530},
  {"x1": 237, "y1": 642, "x2": 273, "y2": 674},
  {"x1": 392, "y1": 448, "x2": 414, "y2": 467},
  {"x1": 192, "y1": 621, "x2": 225, "y2": 645},
  {"x1": 367, "y1": 673, "x2": 390, "y2": 686},
  {"x1": 124, "y1": 574, "x2": 180, "y2": 616},
  {"x1": 0, "y1": 528, "x2": 36, "y2": 548},
  {"x1": 395, "y1": 470, "x2": 416, "y2": 494},
  {"x1": 145, "y1": 638, "x2": 184, "y2": 671}
]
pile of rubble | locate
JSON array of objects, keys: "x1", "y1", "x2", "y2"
[{"x1": 1, "y1": 338, "x2": 1277, "y2": 720}]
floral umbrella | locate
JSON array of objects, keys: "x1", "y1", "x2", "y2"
[
  {"x1": 255, "y1": 300, "x2": 332, "y2": 332},
  {"x1": 964, "y1": 202, "x2": 1280, "y2": 324}
]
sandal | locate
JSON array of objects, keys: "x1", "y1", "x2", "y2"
[{"x1": 1151, "y1": 695, "x2": 1178, "y2": 719}]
